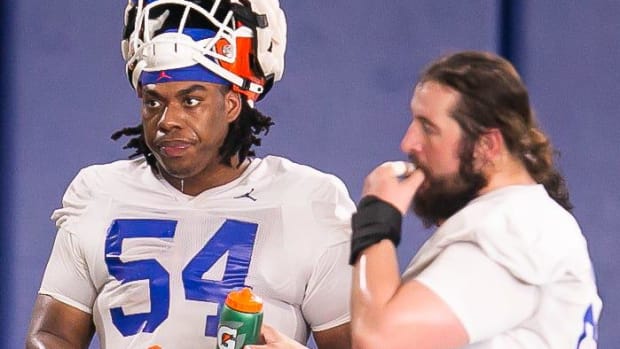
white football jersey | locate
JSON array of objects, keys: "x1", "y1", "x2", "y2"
[
  {"x1": 403, "y1": 185, "x2": 602, "y2": 348},
  {"x1": 40, "y1": 156, "x2": 355, "y2": 349}
]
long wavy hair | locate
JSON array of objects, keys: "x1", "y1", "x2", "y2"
[{"x1": 419, "y1": 51, "x2": 572, "y2": 211}]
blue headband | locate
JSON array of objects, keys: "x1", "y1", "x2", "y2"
[{"x1": 140, "y1": 28, "x2": 230, "y2": 86}]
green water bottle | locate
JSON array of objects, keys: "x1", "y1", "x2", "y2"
[{"x1": 217, "y1": 287, "x2": 263, "y2": 349}]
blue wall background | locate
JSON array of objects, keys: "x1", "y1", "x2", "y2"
[
  {"x1": 4, "y1": 1, "x2": 619, "y2": 348},
  {"x1": 0, "y1": 0, "x2": 10, "y2": 344}
]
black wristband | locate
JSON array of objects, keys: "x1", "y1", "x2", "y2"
[{"x1": 349, "y1": 195, "x2": 402, "y2": 265}]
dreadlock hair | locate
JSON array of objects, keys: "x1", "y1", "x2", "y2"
[
  {"x1": 418, "y1": 51, "x2": 573, "y2": 211},
  {"x1": 111, "y1": 86, "x2": 274, "y2": 171}
]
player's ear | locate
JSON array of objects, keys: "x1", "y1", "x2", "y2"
[
  {"x1": 474, "y1": 128, "x2": 503, "y2": 161},
  {"x1": 224, "y1": 89, "x2": 242, "y2": 123}
]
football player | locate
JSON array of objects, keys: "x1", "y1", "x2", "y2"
[
  {"x1": 349, "y1": 51, "x2": 602, "y2": 349},
  {"x1": 26, "y1": 1, "x2": 353, "y2": 348}
]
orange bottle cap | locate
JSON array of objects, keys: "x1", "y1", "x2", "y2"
[{"x1": 225, "y1": 287, "x2": 263, "y2": 313}]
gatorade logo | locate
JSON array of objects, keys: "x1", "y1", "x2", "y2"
[{"x1": 217, "y1": 323, "x2": 247, "y2": 349}]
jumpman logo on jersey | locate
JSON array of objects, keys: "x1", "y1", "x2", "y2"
[
  {"x1": 234, "y1": 188, "x2": 257, "y2": 201},
  {"x1": 156, "y1": 70, "x2": 173, "y2": 82}
]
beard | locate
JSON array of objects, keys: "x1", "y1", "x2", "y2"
[{"x1": 411, "y1": 145, "x2": 487, "y2": 228}]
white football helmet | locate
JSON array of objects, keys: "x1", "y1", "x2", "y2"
[{"x1": 121, "y1": 0, "x2": 287, "y2": 102}]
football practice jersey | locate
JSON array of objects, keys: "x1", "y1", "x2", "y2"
[
  {"x1": 40, "y1": 155, "x2": 355, "y2": 348},
  {"x1": 403, "y1": 184, "x2": 602, "y2": 348}
]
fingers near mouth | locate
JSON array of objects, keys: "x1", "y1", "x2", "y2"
[{"x1": 383, "y1": 161, "x2": 416, "y2": 177}]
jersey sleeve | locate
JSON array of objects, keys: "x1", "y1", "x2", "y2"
[
  {"x1": 415, "y1": 242, "x2": 539, "y2": 343},
  {"x1": 39, "y1": 228, "x2": 97, "y2": 313},
  {"x1": 301, "y1": 174, "x2": 355, "y2": 332},
  {"x1": 301, "y1": 240, "x2": 352, "y2": 331},
  {"x1": 39, "y1": 168, "x2": 98, "y2": 313}
]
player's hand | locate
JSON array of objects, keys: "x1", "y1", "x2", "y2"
[
  {"x1": 245, "y1": 324, "x2": 309, "y2": 349},
  {"x1": 361, "y1": 161, "x2": 425, "y2": 214}
]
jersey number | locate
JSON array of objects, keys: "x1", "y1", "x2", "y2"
[{"x1": 104, "y1": 218, "x2": 258, "y2": 337}]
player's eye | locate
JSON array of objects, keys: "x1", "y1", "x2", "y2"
[
  {"x1": 420, "y1": 119, "x2": 436, "y2": 135},
  {"x1": 184, "y1": 97, "x2": 201, "y2": 107},
  {"x1": 143, "y1": 98, "x2": 162, "y2": 109}
]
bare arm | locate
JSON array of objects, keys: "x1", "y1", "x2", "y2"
[
  {"x1": 351, "y1": 242, "x2": 467, "y2": 349},
  {"x1": 26, "y1": 295, "x2": 95, "y2": 349},
  {"x1": 350, "y1": 165, "x2": 468, "y2": 349},
  {"x1": 313, "y1": 322, "x2": 350, "y2": 349}
]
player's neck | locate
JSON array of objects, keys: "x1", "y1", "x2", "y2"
[
  {"x1": 160, "y1": 156, "x2": 250, "y2": 196},
  {"x1": 478, "y1": 155, "x2": 535, "y2": 196}
]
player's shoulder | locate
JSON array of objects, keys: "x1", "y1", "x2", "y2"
[
  {"x1": 257, "y1": 155, "x2": 337, "y2": 180},
  {"x1": 52, "y1": 158, "x2": 151, "y2": 229},
  {"x1": 438, "y1": 185, "x2": 583, "y2": 252},
  {"x1": 469, "y1": 184, "x2": 580, "y2": 235},
  {"x1": 71, "y1": 158, "x2": 150, "y2": 189},
  {"x1": 255, "y1": 155, "x2": 351, "y2": 202},
  {"x1": 62, "y1": 158, "x2": 153, "y2": 204},
  {"x1": 450, "y1": 184, "x2": 588, "y2": 282},
  {"x1": 252, "y1": 156, "x2": 355, "y2": 242},
  {"x1": 76, "y1": 157, "x2": 148, "y2": 180}
]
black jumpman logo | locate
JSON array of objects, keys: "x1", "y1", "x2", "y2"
[{"x1": 234, "y1": 188, "x2": 257, "y2": 201}]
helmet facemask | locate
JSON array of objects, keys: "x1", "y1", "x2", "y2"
[{"x1": 121, "y1": 0, "x2": 285, "y2": 104}]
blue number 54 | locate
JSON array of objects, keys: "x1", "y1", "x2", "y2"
[{"x1": 105, "y1": 218, "x2": 258, "y2": 337}]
